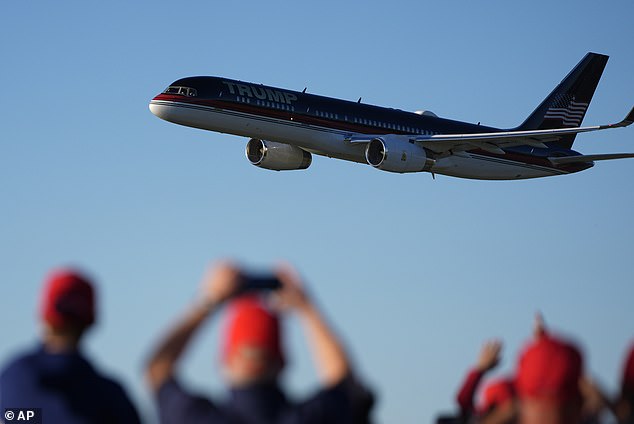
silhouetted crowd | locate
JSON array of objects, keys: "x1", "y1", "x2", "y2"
[{"x1": 0, "y1": 264, "x2": 632, "y2": 423}]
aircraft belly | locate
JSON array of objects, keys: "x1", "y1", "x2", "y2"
[{"x1": 432, "y1": 153, "x2": 567, "y2": 180}]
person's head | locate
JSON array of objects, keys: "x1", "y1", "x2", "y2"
[
  {"x1": 479, "y1": 378, "x2": 515, "y2": 415},
  {"x1": 221, "y1": 295, "x2": 284, "y2": 387},
  {"x1": 515, "y1": 332, "x2": 583, "y2": 424},
  {"x1": 39, "y1": 268, "x2": 96, "y2": 348}
]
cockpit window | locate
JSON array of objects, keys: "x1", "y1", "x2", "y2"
[{"x1": 164, "y1": 86, "x2": 198, "y2": 97}]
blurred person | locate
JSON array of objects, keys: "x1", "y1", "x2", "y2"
[
  {"x1": 0, "y1": 268, "x2": 141, "y2": 423},
  {"x1": 454, "y1": 340, "x2": 516, "y2": 424},
  {"x1": 615, "y1": 342, "x2": 634, "y2": 423},
  {"x1": 144, "y1": 261, "x2": 374, "y2": 424},
  {"x1": 514, "y1": 314, "x2": 588, "y2": 424}
]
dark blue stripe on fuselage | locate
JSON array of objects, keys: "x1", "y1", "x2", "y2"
[{"x1": 168, "y1": 76, "x2": 495, "y2": 134}]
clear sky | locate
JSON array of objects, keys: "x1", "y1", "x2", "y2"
[{"x1": 1, "y1": 1, "x2": 633, "y2": 422}]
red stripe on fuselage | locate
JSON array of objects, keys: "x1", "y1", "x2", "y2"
[{"x1": 152, "y1": 93, "x2": 416, "y2": 135}]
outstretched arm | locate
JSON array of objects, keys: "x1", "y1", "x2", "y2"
[
  {"x1": 275, "y1": 264, "x2": 350, "y2": 387},
  {"x1": 456, "y1": 340, "x2": 502, "y2": 415},
  {"x1": 144, "y1": 262, "x2": 241, "y2": 392}
]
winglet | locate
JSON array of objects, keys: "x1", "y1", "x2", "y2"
[
  {"x1": 604, "y1": 106, "x2": 634, "y2": 129},
  {"x1": 623, "y1": 106, "x2": 634, "y2": 126}
]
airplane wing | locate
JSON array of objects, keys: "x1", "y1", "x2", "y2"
[
  {"x1": 413, "y1": 106, "x2": 634, "y2": 154},
  {"x1": 346, "y1": 107, "x2": 633, "y2": 156}
]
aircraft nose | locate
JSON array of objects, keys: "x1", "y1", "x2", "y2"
[
  {"x1": 148, "y1": 97, "x2": 174, "y2": 123},
  {"x1": 149, "y1": 98, "x2": 161, "y2": 118},
  {"x1": 149, "y1": 92, "x2": 174, "y2": 121}
]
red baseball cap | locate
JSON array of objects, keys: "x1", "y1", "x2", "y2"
[
  {"x1": 622, "y1": 342, "x2": 634, "y2": 397},
  {"x1": 40, "y1": 268, "x2": 96, "y2": 329},
  {"x1": 221, "y1": 295, "x2": 283, "y2": 366},
  {"x1": 515, "y1": 333, "x2": 582, "y2": 405},
  {"x1": 479, "y1": 378, "x2": 515, "y2": 413}
]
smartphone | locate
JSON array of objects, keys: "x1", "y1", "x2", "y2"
[{"x1": 240, "y1": 274, "x2": 282, "y2": 291}]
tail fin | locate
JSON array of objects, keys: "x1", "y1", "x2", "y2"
[{"x1": 517, "y1": 52, "x2": 608, "y2": 149}]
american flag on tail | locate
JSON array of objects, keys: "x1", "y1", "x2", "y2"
[{"x1": 543, "y1": 94, "x2": 588, "y2": 127}]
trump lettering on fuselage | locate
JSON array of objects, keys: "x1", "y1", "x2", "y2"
[{"x1": 222, "y1": 81, "x2": 298, "y2": 104}]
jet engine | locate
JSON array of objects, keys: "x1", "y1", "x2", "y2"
[
  {"x1": 365, "y1": 136, "x2": 433, "y2": 173},
  {"x1": 245, "y1": 139, "x2": 312, "y2": 171}
]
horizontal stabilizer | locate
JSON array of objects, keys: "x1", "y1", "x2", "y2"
[{"x1": 549, "y1": 153, "x2": 634, "y2": 165}]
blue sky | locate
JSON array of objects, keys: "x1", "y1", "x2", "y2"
[{"x1": 2, "y1": 1, "x2": 633, "y2": 422}]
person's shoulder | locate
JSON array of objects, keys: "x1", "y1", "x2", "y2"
[
  {"x1": 0, "y1": 345, "x2": 40, "y2": 378},
  {"x1": 94, "y1": 372, "x2": 130, "y2": 396},
  {"x1": 157, "y1": 377, "x2": 215, "y2": 406},
  {"x1": 291, "y1": 375, "x2": 375, "y2": 424},
  {"x1": 83, "y1": 363, "x2": 141, "y2": 423},
  {"x1": 312, "y1": 375, "x2": 374, "y2": 401},
  {"x1": 72, "y1": 353, "x2": 132, "y2": 400},
  {"x1": 83, "y1": 361, "x2": 132, "y2": 400},
  {"x1": 156, "y1": 377, "x2": 224, "y2": 423}
]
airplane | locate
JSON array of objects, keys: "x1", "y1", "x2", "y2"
[{"x1": 149, "y1": 52, "x2": 634, "y2": 180}]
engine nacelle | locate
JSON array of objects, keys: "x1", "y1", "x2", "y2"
[
  {"x1": 245, "y1": 139, "x2": 312, "y2": 171},
  {"x1": 365, "y1": 136, "x2": 432, "y2": 173}
]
